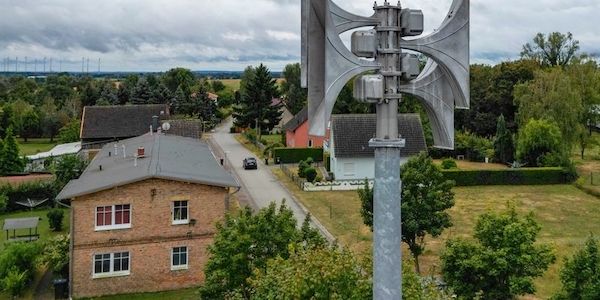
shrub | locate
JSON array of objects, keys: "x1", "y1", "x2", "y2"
[
  {"x1": 455, "y1": 131, "x2": 494, "y2": 162},
  {"x1": 441, "y1": 158, "x2": 458, "y2": 170},
  {"x1": 244, "y1": 129, "x2": 257, "y2": 144},
  {"x1": 259, "y1": 138, "x2": 268, "y2": 145},
  {"x1": 298, "y1": 160, "x2": 309, "y2": 178},
  {"x1": 304, "y1": 167, "x2": 318, "y2": 183},
  {"x1": 0, "y1": 242, "x2": 42, "y2": 283},
  {"x1": 0, "y1": 193, "x2": 7, "y2": 213},
  {"x1": 273, "y1": 148, "x2": 323, "y2": 164},
  {"x1": 41, "y1": 235, "x2": 70, "y2": 275},
  {"x1": 517, "y1": 119, "x2": 563, "y2": 167},
  {"x1": 442, "y1": 168, "x2": 573, "y2": 186},
  {"x1": 47, "y1": 209, "x2": 64, "y2": 232},
  {"x1": 0, "y1": 181, "x2": 59, "y2": 212},
  {"x1": 2, "y1": 268, "x2": 29, "y2": 297}
]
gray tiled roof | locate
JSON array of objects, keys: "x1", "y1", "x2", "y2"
[
  {"x1": 161, "y1": 119, "x2": 202, "y2": 139},
  {"x1": 57, "y1": 134, "x2": 238, "y2": 200},
  {"x1": 283, "y1": 106, "x2": 308, "y2": 132},
  {"x1": 80, "y1": 104, "x2": 169, "y2": 139},
  {"x1": 331, "y1": 114, "x2": 427, "y2": 158}
]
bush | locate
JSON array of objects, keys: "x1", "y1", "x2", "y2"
[
  {"x1": 2, "y1": 268, "x2": 29, "y2": 297},
  {"x1": 442, "y1": 168, "x2": 573, "y2": 186},
  {"x1": 0, "y1": 242, "x2": 42, "y2": 284},
  {"x1": 259, "y1": 138, "x2": 268, "y2": 145},
  {"x1": 244, "y1": 129, "x2": 257, "y2": 144},
  {"x1": 456, "y1": 131, "x2": 494, "y2": 162},
  {"x1": 0, "y1": 193, "x2": 7, "y2": 213},
  {"x1": 41, "y1": 234, "x2": 70, "y2": 275},
  {"x1": 0, "y1": 181, "x2": 59, "y2": 212},
  {"x1": 441, "y1": 158, "x2": 458, "y2": 170},
  {"x1": 47, "y1": 209, "x2": 64, "y2": 232},
  {"x1": 304, "y1": 167, "x2": 318, "y2": 183},
  {"x1": 517, "y1": 119, "x2": 563, "y2": 167},
  {"x1": 273, "y1": 148, "x2": 323, "y2": 164}
]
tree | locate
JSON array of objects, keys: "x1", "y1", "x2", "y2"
[
  {"x1": 233, "y1": 64, "x2": 282, "y2": 139},
  {"x1": 162, "y1": 68, "x2": 195, "y2": 94},
  {"x1": 150, "y1": 83, "x2": 173, "y2": 105},
  {"x1": 39, "y1": 98, "x2": 62, "y2": 142},
  {"x1": 47, "y1": 208, "x2": 64, "y2": 231},
  {"x1": 358, "y1": 179, "x2": 373, "y2": 229},
  {"x1": 98, "y1": 80, "x2": 118, "y2": 105},
  {"x1": 359, "y1": 153, "x2": 455, "y2": 273},
  {"x1": 515, "y1": 67, "x2": 584, "y2": 149},
  {"x1": 19, "y1": 109, "x2": 40, "y2": 142},
  {"x1": 0, "y1": 105, "x2": 13, "y2": 139},
  {"x1": 516, "y1": 119, "x2": 563, "y2": 167},
  {"x1": 281, "y1": 63, "x2": 307, "y2": 115},
  {"x1": 211, "y1": 80, "x2": 226, "y2": 93},
  {"x1": 200, "y1": 202, "x2": 325, "y2": 299},
  {"x1": 172, "y1": 86, "x2": 189, "y2": 115},
  {"x1": 0, "y1": 128, "x2": 25, "y2": 175},
  {"x1": 131, "y1": 77, "x2": 152, "y2": 104},
  {"x1": 52, "y1": 154, "x2": 87, "y2": 187},
  {"x1": 441, "y1": 207, "x2": 556, "y2": 300},
  {"x1": 57, "y1": 120, "x2": 81, "y2": 143},
  {"x1": 332, "y1": 81, "x2": 373, "y2": 114},
  {"x1": 554, "y1": 236, "x2": 600, "y2": 300},
  {"x1": 248, "y1": 246, "x2": 372, "y2": 300},
  {"x1": 521, "y1": 32, "x2": 580, "y2": 67},
  {"x1": 494, "y1": 114, "x2": 514, "y2": 163}
]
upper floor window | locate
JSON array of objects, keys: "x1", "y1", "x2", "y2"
[
  {"x1": 171, "y1": 246, "x2": 188, "y2": 270},
  {"x1": 308, "y1": 139, "x2": 313, "y2": 148},
  {"x1": 172, "y1": 201, "x2": 189, "y2": 225},
  {"x1": 93, "y1": 251, "x2": 130, "y2": 278},
  {"x1": 95, "y1": 204, "x2": 131, "y2": 231}
]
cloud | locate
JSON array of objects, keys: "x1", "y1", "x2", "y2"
[{"x1": 0, "y1": 0, "x2": 598, "y2": 71}]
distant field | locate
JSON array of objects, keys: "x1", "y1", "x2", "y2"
[
  {"x1": 18, "y1": 138, "x2": 58, "y2": 156},
  {"x1": 213, "y1": 78, "x2": 285, "y2": 92},
  {"x1": 273, "y1": 167, "x2": 600, "y2": 299},
  {"x1": 433, "y1": 159, "x2": 508, "y2": 170}
]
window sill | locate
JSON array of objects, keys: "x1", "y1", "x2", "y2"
[
  {"x1": 172, "y1": 220, "x2": 189, "y2": 226},
  {"x1": 95, "y1": 224, "x2": 132, "y2": 232},
  {"x1": 171, "y1": 265, "x2": 189, "y2": 271},
  {"x1": 93, "y1": 271, "x2": 130, "y2": 279}
]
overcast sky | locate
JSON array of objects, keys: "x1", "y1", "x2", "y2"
[{"x1": 0, "y1": 0, "x2": 598, "y2": 72}]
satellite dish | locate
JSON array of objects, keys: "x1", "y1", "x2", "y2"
[{"x1": 161, "y1": 122, "x2": 171, "y2": 131}]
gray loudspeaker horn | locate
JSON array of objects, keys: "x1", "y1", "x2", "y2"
[
  {"x1": 400, "y1": 0, "x2": 470, "y2": 109},
  {"x1": 399, "y1": 60, "x2": 455, "y2": 149},
  {"x1": 301, "y1": 0, "x2": 380, "y2": 136}
]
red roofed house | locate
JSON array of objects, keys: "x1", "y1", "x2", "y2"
[{"x1": 284, "y1": 107, "x2": 328, "y2": 148}]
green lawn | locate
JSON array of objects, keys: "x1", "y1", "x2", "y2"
[
  {"x1": 18, "y1": 138, "x2": 58, "y2": 156},
  {"x1": 273, "y1": 168, "x2": 600, "y2": 299},
  {"x1": 81, "y1": 288, "x2": 200, "y2": 300},
  {"x1": 0, "y1": 208, "x2": 70, "y2": 250}
]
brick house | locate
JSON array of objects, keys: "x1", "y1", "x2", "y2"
[
  {"x1": 57, "y1": 134, "x2": 238, "y2": 298},
  {"x1": 284, "y1": 107, "x2": 328, "y2": 148}
]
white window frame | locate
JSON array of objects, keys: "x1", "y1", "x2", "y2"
[
  {"x1": 308, "y1": 139, "x2": 313, "y2": 148},
  {"x1": 92, "y1": 251, "x2": 131, "y2": 279},
  {"x1": 343, "y1": 162, "x2": 355, "y2": 176},
  {"x1": 172, "y1": 200, "x2": 189, "y2": 225},
  {"x1": 95, "y1": 204, "x2": 132, "y2": 231},
  {"x1": 171, "y1": 246, "x2": 189, "y2": 271}
]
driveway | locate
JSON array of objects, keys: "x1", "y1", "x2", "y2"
[{"x1": 209, "y1": 118, "x2": 333, "y2": 241}]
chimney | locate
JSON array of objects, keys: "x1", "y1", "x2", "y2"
[
  {"x1": 152, "y1": 116, "x2": 159, "y2": 133},
  {"x1": 137, "y1": 147, "x2": 145, "y2": 158}
]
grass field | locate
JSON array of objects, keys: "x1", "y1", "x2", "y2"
[
  {"x1": 273, "y1": 168, "x2": 600, "y2": 299},
  {"x1": 261, "y1": 134, "x2": 282, "y2": 145},
  {"x1": 433, "y1": 159, "x2": 508, "y2": 170},
  {"x1": 0, "y1": 208, "x2": 70, "y2": 250},
  {"x1": 18, "y1": 138, "x2": 58, "y2": 156}
]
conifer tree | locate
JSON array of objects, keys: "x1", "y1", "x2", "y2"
[{"x1": 0, "y1": 128, "x2": 25, "y2": 174}]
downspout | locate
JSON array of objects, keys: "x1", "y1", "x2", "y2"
[{"x1": 68, "y1": 198, "x2": 74, "y2": 300}]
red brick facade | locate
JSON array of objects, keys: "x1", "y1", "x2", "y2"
[{"x1": 70, "y1": 179, "x2": 228, "y2": 298}]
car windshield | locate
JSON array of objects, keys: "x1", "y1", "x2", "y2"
[{"x1": 246, "y1": 158, "x2": 256, "y2": 162}]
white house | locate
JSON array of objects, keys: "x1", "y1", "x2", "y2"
[
  {"x1": 328, "y1": 114, "x2": 427, "y2": 181},
  {"x1": 26, "y1": 142, "x2": 82, "y2": 172}
]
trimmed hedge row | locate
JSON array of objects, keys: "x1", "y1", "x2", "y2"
[
  {"x1": 273, "y1": 148, "x2": 324, "y2": 164},
  {"x1": 0, "y1": 181, "x2": 60, "y2": 212},
  {"x1": 442, "y1": 168, "x2": 574, "y2": 186}
]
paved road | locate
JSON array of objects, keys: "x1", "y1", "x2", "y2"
[{"x1": 209, "y1": 119, "x2": 333, "y2": 241}]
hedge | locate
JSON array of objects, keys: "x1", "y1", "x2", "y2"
[
  {"x1": 0, "y1": 181, "x2": 60, "y2": 212},
  {"x1": 273, "y1": 148, "x2": 324, "y2": 164},
  {"x1": 442, "y1": 168, "x2": 574, "y2": 186}
]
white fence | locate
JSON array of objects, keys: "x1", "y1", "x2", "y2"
[{"x1": 303, "y1": 180, "x2": 374, "y2": 192}]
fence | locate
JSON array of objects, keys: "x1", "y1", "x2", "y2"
[{"x1": 280, "y1": 163, "x2": 373, "y2": 192}]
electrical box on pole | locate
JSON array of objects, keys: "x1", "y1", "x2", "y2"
[{"x1": 301, "y1": 0, "x2": 470, "y2": 298}]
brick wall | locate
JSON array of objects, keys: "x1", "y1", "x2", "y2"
[{"x1": 71, "y1": 178, "x2": 228, "y2": 298}]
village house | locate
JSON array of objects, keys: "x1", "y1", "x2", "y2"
[
  {"x1": 56, "y1": 134, "x2": 238, "y2": 298},
  {"x1": 284, "y1": 107, "x2": 328, "y2": 148},
  {"x1": 328, "y1": 114, "x2": 427, "y2": 181}
]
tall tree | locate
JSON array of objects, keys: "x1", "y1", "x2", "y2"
[
  {"x1": 442, "y1": 207, "x2": 556, "y2": 300},
  {"x1": 162, "y1": 68, "x2": 195, "y2": 94},
  {"x1": 19, "y1": 109, "x2": 40, "y2": 142},
  {"x1": 521, "y1": 32, "x2": 580, "y2": 67},
  {"x1": 40, "y1": 98, "x2": 62, "y2": 142},
  {"x1": 233, "y1": 64, "x2": 282, "y2": 138},
  {"x1": 0, "y1": 105, "x2": 14, "y2": 139},
  {"x1": 494, "y1": 114, "x2": 514, "y2": 164},
  {"x1": 516, "y1": 119, "x2": 563, "y2": 167},
  {"x1": 359, "y1": 152, "x2": 455, "y2": 273},
  {"x1": 281, "y1": 63, "x2": 307, "y2": 115},
  {"x1": 0, "y1": 128, "x2": 25, "y2": 174},
  {"x1": 131, "y1": 77, "x2": 152, "y2": 104},
  {"x1": 332, "y1": 81, "x2": 373, "y2": 114}
]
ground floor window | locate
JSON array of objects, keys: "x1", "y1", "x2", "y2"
[
  {"x1": 93, "y1": 251, "x2": 130, "y2": 278},
  {"x1": 171, "y1": 246, "x2": 188, "y2": 270}
]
